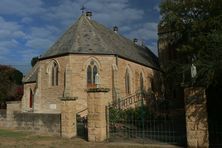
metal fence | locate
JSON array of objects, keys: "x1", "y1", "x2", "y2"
[{"x1": 107, "y1": 92, "x2": 186, "y2": 146}]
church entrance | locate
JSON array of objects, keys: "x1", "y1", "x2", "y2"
[{"x1": 207, "y1": 86, "x2": 222, "y2": 147}]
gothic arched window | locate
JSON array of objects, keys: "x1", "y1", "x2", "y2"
[
  {"x1": 29, "y1": 89, "x2": 33, "y2": 108},
  {"x1": 140, "y1": 73, "x2": 144, "y2": 91},
  {"x1": 87, "y1": 61, "x2": 98, "y2": 88},
  {"x1": 150, "y1": 77, "x2": 154, "y2": 92},
  {"x1": 125, "y1": 69, "x2": 131, "y2": 94},
  {"x1": 51, "y1": 62, "x2": 58, "y2": 86}
]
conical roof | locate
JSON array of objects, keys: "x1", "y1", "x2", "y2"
[{"x1": 41, "y1": 15, "x2": 159, "y2": 69}]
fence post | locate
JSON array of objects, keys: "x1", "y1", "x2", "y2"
[
  {"x1": 87, "y1": 88, "x2": 110, "y2": 142},
  {"x1": 61, "y1": 97, "x2": 78, "y2": 138},
  {"x1": 184, "y1": 87, "x2": 209, "y2": 148}
]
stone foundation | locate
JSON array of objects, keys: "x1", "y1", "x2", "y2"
[
  {"x1": 14, "y1": 112, "x2": 61, "y2": 136},
  {"x1": 0, "y1": 101, "x2": 61, "y2": 136}
]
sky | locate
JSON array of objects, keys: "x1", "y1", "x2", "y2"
[{"x1": 0, "y1": 0, "x2": 161, "y2": 74}]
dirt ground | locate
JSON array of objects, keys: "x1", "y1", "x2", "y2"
[{"x1": 0, "y1": 128, "x2": 182, "y2": 148}]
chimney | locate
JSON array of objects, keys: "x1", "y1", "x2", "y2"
[
  {"x1": 141, "y1": 40, "x2": 145, "y2": 47},
  {"x1": 86, "y1": 11, "x2": 92, "y2": 20},
  {"x1": 133, "y1": 38, "x2": 138, "y2": 44},
  {"x1": 113, "y1": 26, "x2": 118, "y2": 33}
]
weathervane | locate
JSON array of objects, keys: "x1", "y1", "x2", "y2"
[{"x1": 80, "y1": 5, "x2": 86, "y2": 14}]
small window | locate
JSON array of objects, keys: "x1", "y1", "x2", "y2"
[{"x1": 140, "y1": 73, "x2": 144, "y2": 91}]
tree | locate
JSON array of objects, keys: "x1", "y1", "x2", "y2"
[
  {"x1": 0, "y1": 65, "x2": 23, "y2": 108},
  {"x1": 159, "y1": 0, "x2": 222, "y2": 88},
  {"x1": 31, "y1": 56, "x2": 39, "y2": 67}
]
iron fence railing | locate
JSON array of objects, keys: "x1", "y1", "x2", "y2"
[
  {"x1": 107, "y1": 92, "x2": 186, "y2": 146},
  {"x1": 108, "y1": 119, "x2": 186, "y2": 145}
]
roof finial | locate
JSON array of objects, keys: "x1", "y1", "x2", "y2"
[{"x1": 80, "y1": 5, "x2": 86, "y2": 14}]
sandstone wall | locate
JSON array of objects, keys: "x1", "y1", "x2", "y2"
[
  {"x1": 70, "y1": 55, "x2": 115, "y2": 112},
  {"x1": 26, "y1": 54, "x2": 156, "y2": 114},
  {"x1": 117, "y1": 58, "x2": 154, "y2": 97},
  {"x1": 38, "y1": 56, "x2": 68, "y2": 113},
  {"x1": 21, "y1": 83, "x2": 36, "y2": 112},
  {"x1": 14, "y1": 112, "x2": 61, "y2": 136},
  {"x1": 0, "y1": 102, "x2": 61, "y2": 136}
]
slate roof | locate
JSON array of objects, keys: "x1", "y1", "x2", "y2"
[
  {"x1": 22, "y1": 62, "x2": 39, "y2": 83},
  {"x1": 24, "y1": 14, "x2": 159, "y2": 83},
  {"x1": 40, "y1": 14, "x2": 159, "y2": 69}
]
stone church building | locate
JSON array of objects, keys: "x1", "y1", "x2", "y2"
[{"x1": 21, "y1": 12, "x2": 160, "y2": 114}]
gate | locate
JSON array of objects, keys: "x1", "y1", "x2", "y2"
[
  {"x1": 76, "y1": 114, "x2": 88, "y2": 140},
  {"x1": 107, "y1": 92, "x2": 186, "y2": 146}
]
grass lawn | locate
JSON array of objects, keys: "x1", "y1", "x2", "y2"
[
  {"x1": 0, "y1": 128, "x2": 181, "y2": 148},
  {"x1": 0, "y1": 129, "x2": 28, "y2": 139}
]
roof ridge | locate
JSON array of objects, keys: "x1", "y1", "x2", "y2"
[{"x1": 70, "y1": 15, "x2": 84, "y2": 51}]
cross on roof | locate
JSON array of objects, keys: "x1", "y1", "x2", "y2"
[{"x1": 80, "y1": 5, "x2": 86, "y2": 14}]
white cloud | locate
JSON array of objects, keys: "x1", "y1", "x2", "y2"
[
  {"x1": 21, "y1": 17, "x2": 33, "y2": 24},
  {"x1": 124, "y1": 22, "x2": 158, "y2": 54},
  {"x1": 0, "y1": 17, "x2": 27, "y2": 53},
  {"x1": 120, "y1": 26, "x2": 132, "y2": 32},
  {"x1": 85, "y1": 0, "x2": 144, "y2": 26},
  {"x1": 126, "y1": 22, "x2": 158, "y2": 41},
  {"x1": 38, "y1": 0, "x2": 144, "y2": 28},
  {"x1": 0, "y1": 17, "x2": 27, "y2": 40},
  {"x1": 0, "y1": 17, "x2": 19, "y2": 29},
  {"x1": 43, "y1": 0, "x2": 81, "y2": 26},
  {"x1": 25, "y1": 26, "x2": 60, "y2": 49},
  {"x1": 0, "y1": 0, "x2": 45, "y2": 16},
  {"x1": 26, "y1": 38, "x2": 53, "y2": 49},
  {"x1": 154, "y1": 4, "x2": 160, "y2": 12},
  {"x1": 0, "y1": 40, "x2": 18, "y2": 53}
]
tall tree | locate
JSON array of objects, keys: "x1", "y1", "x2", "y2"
[
  {"x1": 159, "y1": 0, "x2": 222, "y2": 87},
  {"x1": 31, "y1": 56, "x2": 39, "y2": 67},
  {"x1": 0, "y1": 65, "x2": 23, "y2": 108}
]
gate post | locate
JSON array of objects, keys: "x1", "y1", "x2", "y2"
[
  {"x1": 87, "y1": 88, "x2": 110, "y2": 142},
  {"x1": 61, "y1": 97, "x2": 78, "y2": 138},
  {"x1": 184, "y1": 87, "x2": 209, "y2": 148}
]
